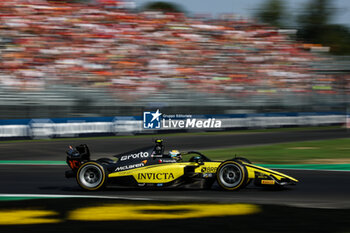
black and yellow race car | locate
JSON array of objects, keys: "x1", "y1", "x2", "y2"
[{"x1": 65, "y1": 139, "x2": 298, "y2": 191}]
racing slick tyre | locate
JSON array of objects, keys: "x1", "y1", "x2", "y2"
[
  {"x1": 217, "y1": 161, "x2": 248, "y2": 191},
  {"x1": 234, "y1": 157, "x2": 252, "y2": 187},
  {"x1": 234, "y1": 157, "x2": 251, "y2": 164},
  {"x1": 76, "y1": 161, "x2": 107, "y2": 191}
]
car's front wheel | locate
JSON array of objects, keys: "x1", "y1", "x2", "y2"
[
  {"x1": 233, "y1": 157, "x2": 252, "y2": 187},
  {"x1": 76, "y1": 162, "x2": 107, "y2": 191},
  {"x1": 217, "y1": 161, "x2": 247, "y2": 190}
]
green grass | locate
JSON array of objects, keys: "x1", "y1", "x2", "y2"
[
  {"x1": 202, "y1": 138, "x2": 350, "y2": 164},
  {"x1": 0, "y1": 125, "x2": 341, "y2": 144}
]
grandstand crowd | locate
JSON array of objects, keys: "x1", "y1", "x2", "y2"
[{"x1": 0, "y1": 0, "x2": 348, "y2": 101}]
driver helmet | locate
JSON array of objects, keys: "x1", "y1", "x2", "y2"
[
  {"x1": 169, "y1": 150, "x2": 181, "y2": 160},
  {"x1": 67, "y1": 146, "x2": 80, "y2": 157}
]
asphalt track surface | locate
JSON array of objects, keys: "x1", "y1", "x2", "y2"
[
  {"x1": 0, "y1": 129, "x2": 349, "y2": 232},
  {"x1": 0, "y1": 197, "x2": 349, "y2": 233},
  {"x1": 0, "y1": 165, "x2": 349, "y2": 208},
  {"x1": 0, "y1": 129, "x2": 349, "y2": 208},
  {"x1": 0, "y1": 128, "x2": 349, "y2": 161}
]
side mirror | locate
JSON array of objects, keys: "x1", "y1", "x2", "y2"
[{"x1": 193, "y1": 157, "x2": 204, "y2": 166}]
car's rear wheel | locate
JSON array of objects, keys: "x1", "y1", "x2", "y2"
[
  {"x1": 76, "y1": 162, "x2": 107, "y2": 191},
  {"x1": 217, "y1": 161, "x2": 247, "y2": 190}
]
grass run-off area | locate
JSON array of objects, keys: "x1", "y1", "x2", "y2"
[{"x1": 201, "y1": 138, "x2": 350, "y2": 164}]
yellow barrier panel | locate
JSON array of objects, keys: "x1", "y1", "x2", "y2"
[{"x1": 69, "y1": 203, "x2": 260, "y2": 221}]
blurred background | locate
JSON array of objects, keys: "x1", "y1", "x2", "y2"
[
  {"x1": 0, "y1": 3, "x2": 349, "y2": 231},
  {"x1": 0, "y1": 0, "x2": 349, "y2": 120}
]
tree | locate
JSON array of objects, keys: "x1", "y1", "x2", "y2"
[
  {"x1": 255, "y1": 0, "x2": 286, "y2": 28},
  {"x1": 297, "y1": 0, "x2": 333, "y2": 28},
  {"x1": 316, "y1": 24, "x2": 350, "y2": 55},
  {"x1": 297, "y1": 0, "x2": 333, "y2": 41},
  {"x1": 142, "y1": 1, "x2": 184, "y2": 13},
  {"x1": 297, "y1": 0, "x2": 350, "y2": 55}
]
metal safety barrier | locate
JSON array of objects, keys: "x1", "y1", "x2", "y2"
[{"x1": 0, "y1": 112, "x2": 347, "y2": 138}]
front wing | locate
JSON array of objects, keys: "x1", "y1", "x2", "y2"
[{"x1": 243, "y1": 162, "x2": 298, "y2": 186}]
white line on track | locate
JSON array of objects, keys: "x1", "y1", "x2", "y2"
[
  {"x1": 0, "y1": 194, "x2": 152, "y2": 201},
  {"x1": 1, "y1": 194, "x2": 349, "y2": 209}
]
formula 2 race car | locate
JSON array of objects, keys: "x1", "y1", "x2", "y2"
[{"x1": 65, "y1": 140, "x2": 298, "y2": 191}]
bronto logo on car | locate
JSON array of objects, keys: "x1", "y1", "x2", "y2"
[{"x1": 120, "y1": 152, "x2": 149, "y2": 161}]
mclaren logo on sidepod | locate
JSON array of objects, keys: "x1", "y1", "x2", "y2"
[{"x1": 115, "y1": 160, "x2": 147, "y2": 171}]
